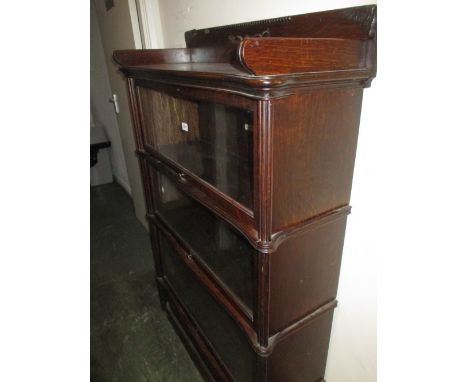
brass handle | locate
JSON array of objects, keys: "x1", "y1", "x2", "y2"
[
  {"x1": 162, "y1": 164, "x2": 187, "y2": 183},
  {"x1": 178, "y1": 173, "x2": 187, "y2": 183}
]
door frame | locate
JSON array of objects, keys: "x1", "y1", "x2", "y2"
[{"x1": 134, "y1": 0, "x2": 165, "y2": 49}]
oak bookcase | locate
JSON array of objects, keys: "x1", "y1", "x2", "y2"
[{"x1": 114, "y1": 5, "x2": 377, "y2": 381}]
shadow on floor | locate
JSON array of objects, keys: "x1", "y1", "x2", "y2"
[{"x1": 91, "y1": 183, "x2": 203, "y2": 382}]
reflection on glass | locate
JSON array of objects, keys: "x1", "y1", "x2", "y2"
[
  {"x1": 151, "y1": 171, "x2": 254, "y2": 311},
  {"x1": 139, "y1": 88, "x2": 254, "y2": 209},
  {"x1": 160, "y1": 234, "x2": 256, "y2": 381}
]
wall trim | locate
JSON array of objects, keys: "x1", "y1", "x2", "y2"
[{"x1": 135, "y1": 0, "x2": 165, "y2": 49}]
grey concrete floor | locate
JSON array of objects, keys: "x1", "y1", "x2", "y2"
[{"x1": 91, "y1": 182, "x2": 203, "y2": 382}]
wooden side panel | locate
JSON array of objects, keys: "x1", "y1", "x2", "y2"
[
  {"x1": 271, "y1": 88, "x2": 363, "y2": 232},
  {"x1": 265, "y1": 310, "x2": 334, "y2": 382},
  {"x1": 269, "y1": 216, "x2": 347, "y2": 334},
  {"x1": 239, "y1": 38, "x2": 367, "y2": 76}
]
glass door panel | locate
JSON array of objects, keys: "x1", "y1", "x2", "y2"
[
  {"x1": 138, "y1": 87, "x2": 254, "y2": 210},
  {"x1": 151, "y1": 170, "x2": 255, "y2": 312},
  {"x1": 159, "y1": 234, "x2": 256, "y2": 381}
]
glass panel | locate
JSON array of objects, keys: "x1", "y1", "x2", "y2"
[
  {"x1": 160, "y1": 234, "x2": 256, "y2": 382},
  {"x1": 138, "y1": 87, "x2": 254, "y2": 209},
  {"x1": 151, "y1": 171, "x2": 255, "y2": 311}
]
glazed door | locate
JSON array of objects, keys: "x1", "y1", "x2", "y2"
[
  {"x1": 150, "y1": 169, "x2": 255, "y2": 313},
  {"x1": 137, "y1": 87, "x2": 255, "y2": 211}
]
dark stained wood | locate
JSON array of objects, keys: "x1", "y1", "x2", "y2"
[
  {"x1": 269, "y1": 215, "x2": 348, "y2": 334},
  {"x1": 115, "y1": 37, "x2": 369, "y2": 77},
  {"x1": 122, "y1": 65, "x2": 373, "y2": 101},
  {"x1": 271, "y1": 87, "x2": 363, "y2": 232},
  {"x1": 113, "y1": 46, "x2": 238, "y2": 67},
  {"x1": 113, "y1": 48, "x2": 191, "y2": 66},
  {"x1": 135, "y1": 78, "x2": 259, "y2": 109},
  {"x1": 126, "y1": 78, "x2": 154, "y2": 211},
  {"x1": 114, "y1": 6, "x2": 377, "y2": 93},
  {"x1": 238, "y1": 37, "x2": 367, "y2": 75},
  {"x1": 185, "y1": 5, "x2": 376, "y2": 47},
  {"x1": 115, "y1": 5, "x2": 377, "y2": 381},
  {"x1": 266, "y1": 309, "x2": 335, "y2": 382},
  {"x1": 255, "y1": 100, "x2": 272, "y2": 244}
]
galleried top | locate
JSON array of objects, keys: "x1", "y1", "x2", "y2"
[{"x1": 113, "y1": 5, "x2": 376, "y2": 92}]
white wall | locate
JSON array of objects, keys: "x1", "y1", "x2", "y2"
[
  {"x1": 90, "y1": 1, "x2": 129, "y2": 189},
  {"x1": 93, "y1": 0, "x2": 148, "y2": 227},
  {"x1": 156, "y1": 1, "x2": 377, "y2": 381}
]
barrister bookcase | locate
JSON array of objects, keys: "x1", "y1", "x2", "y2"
[{"x1": 114, "y1": 5, "x2": 377, "y2": 381}]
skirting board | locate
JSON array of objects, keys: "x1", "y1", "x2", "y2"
[{"x1": 114, "y1": 174, "x2": 132, "y2": 196}]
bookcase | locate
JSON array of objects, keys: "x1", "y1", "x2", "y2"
[{"x1": 114, "y1": 5, "x2": 377, "y2": 381}]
